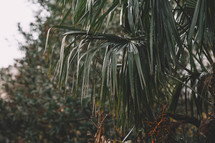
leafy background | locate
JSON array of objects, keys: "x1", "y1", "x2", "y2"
[{"x1": 0, "y1": 0, "x2": 215, "y2": 142}]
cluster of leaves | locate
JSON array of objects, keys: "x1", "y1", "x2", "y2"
[
  {"x1": 0, "y1": 0, "x2": 215, "y2": 142},
  {"x1": 44, "y1": 0, "x2": 215, "y2": 142}
]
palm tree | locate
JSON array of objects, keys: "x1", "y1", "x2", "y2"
[{"x1": 45, "y1": 0, "x2": 215, "y2": 142}]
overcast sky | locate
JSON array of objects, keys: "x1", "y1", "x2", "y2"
[{"x1": 0, "y1": 0, "x2": 37, "y2": 68}]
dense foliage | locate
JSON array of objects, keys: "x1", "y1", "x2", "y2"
[
  {"x1": 45, "y1": 0, "x2": 215, "y2": 142},
  {"x1": 1, "y1": 0, "x2": 215, "y2": 142},
  {"x1": 0, "y1": 1, "x2": 100, "y2": 142}
]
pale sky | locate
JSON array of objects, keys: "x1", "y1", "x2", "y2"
[{"x1": 0, "y1": 0, "x2": 37, "y2": 68}]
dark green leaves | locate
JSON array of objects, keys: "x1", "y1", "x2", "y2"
[{"x1": 46, "y1": 0, "x2": 215, "y2": 139}]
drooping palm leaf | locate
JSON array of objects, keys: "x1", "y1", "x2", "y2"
[{"x1": 45, "y1": 0, "x2": 215, "y2": 141}]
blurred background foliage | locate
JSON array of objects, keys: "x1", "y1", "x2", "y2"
[{"x1": 0, "y1": 1, "x2": 118, "y2": 142}]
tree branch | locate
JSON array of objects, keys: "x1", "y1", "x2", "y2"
[{"x1": 166, "y1": 113, "x2": 201, "y2": 127}]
